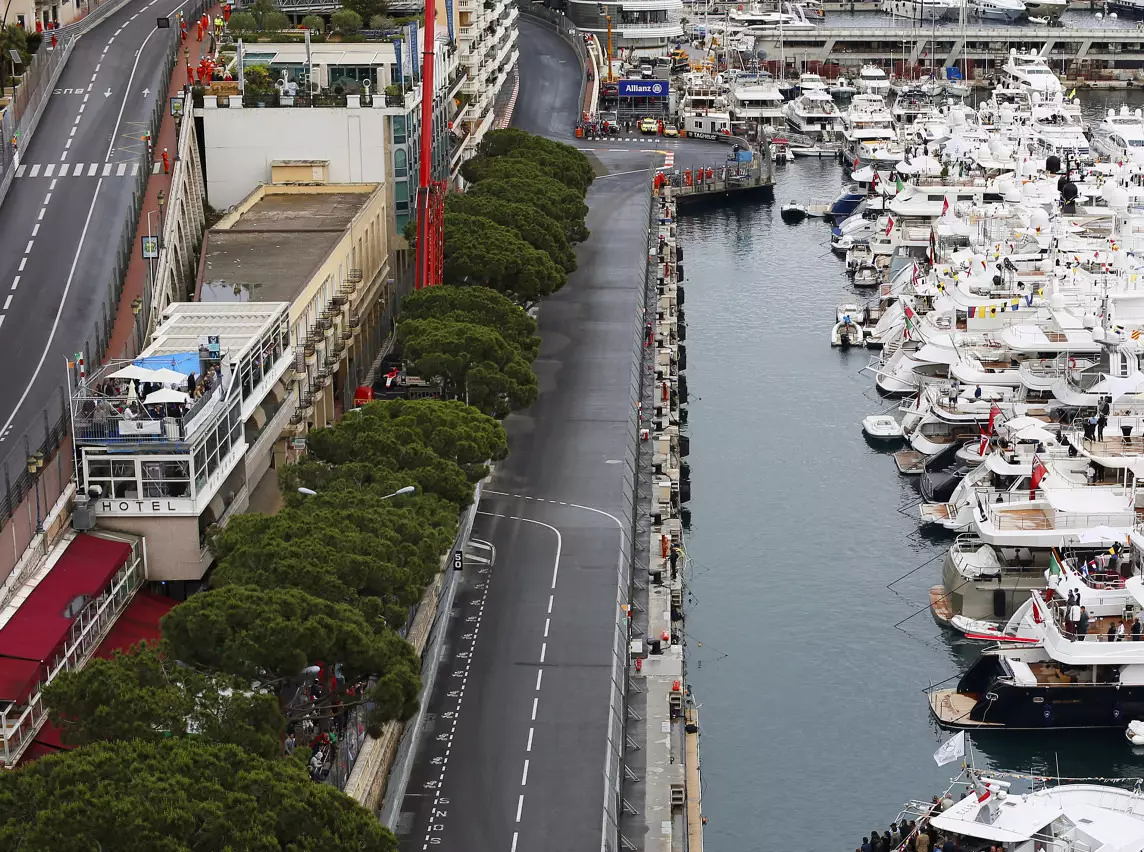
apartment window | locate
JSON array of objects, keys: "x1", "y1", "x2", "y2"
[
  {"x1": 394, "y1": 148, "x2": 408, "y2": 178},
  {"x1": 393, "y1": 116, "x2": 407, "y2": 145}
]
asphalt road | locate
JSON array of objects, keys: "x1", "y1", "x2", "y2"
[
  {"x1": 0, "y1": 0, "x2": 183, "y2": 455},
  {"x1": 397, "y1": 19, "x2": 652, "y2": 852}
]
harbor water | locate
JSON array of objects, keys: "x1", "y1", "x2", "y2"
[{"x1": 683, "y1": 91, "x2": 1144, "y2": 852}]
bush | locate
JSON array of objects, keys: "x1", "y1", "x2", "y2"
[
  {"x1": 331, "y1": 7, "x2": 363, "y2": 32},
  {"x1": 261, "y1": 9, "x2": 290, "y2": 29},
  {"x1": 301, "y1": 13, "x2": 324, "y2": 30},
  {"x1": 227, "y1": 11, "x2": 257, "y2": 30}
]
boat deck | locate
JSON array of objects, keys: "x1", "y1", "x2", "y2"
[
  {"x1": 928, "y1": 690, "x2": 1002, "y2": 728},
  {"x1": 929, "y1": 585, "x2": 954, "y2": 624},
  {"x1": 993, "y1": 507, "x2": 1053, "y2": 531},
  {"x1": 920, "y1": 503, "x2": 952, "y2": 522},
  {"x1": 894, "y1": 449, "x2": 926, "y2": 475}
]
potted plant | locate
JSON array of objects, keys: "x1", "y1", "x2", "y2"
[{"x1": 244, "y1": 64, "x2": 274, "y2": 107}]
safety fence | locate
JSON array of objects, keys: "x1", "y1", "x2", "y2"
[{"x1": 0, "y1": 0, "x2": 210, "y2": 584}]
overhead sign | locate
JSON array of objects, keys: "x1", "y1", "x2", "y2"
[{"x1": 618, "y1": 79, "x2": 669, "y2": 98}]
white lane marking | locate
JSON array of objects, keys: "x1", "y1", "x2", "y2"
[
  {"x1": 10, "y1": 276, "x2": 18, "y2": 290},
  {"x1": 0, "y1": 179, "x2": 104, "y2": 445},
  {"x1": 57, "y1": 164, "x2": 68, "y2": 177},
  {"x1": 0, "y1": 316, "x2": 6, "y2": 330},
  {"x1": 87, "y1": 83, "x2": 94, "y2": 92},
  {"x1": 543, "y1": 618, "x2": 550, "y2": 638},
  {"x1": 95, "y1": 63, "x2": 101, "y2": 72},
  {"x1": 78, "y1": 104, "x2": 85, "y2": 113},
  {"x1": 43, "y1": 164, "x2": 54, "y2": 177},
  {"x1": 43, "y1": 193, "x2": 51, "y2": 204},
  {"x1": 535, "y1": 669, "x2": 543, "y2": 691},
  {"x1": 31, "y1": 225, "x2": 39, "y2": 237},
  {"x1": 515, "y1": 795, "x2": 524, "y2": 823},
  {"x1": 18, "y1": 259, "x2": 25, "y2": 272},
  {"x1": 83, "y1": 93, "x2": 89, "y2": 103},
  {"x1": 49, "y1": 180, "x2": 55, "y2": 191},
  {"x1": 36, "y1": 208, "x2": 44, "y2": 221},
  {"x1": 526, "y1": 727, "x2": 534, "y2": 752},
  {"x1": 28, "y1": 164, "x2": 38, "y2": 177},
  {"x1": 105, "y1": 0, "x2": 190, "y2": 160},
  {"x1": 65, "y1": 139, "x2": 72, "y2": 149},
  {"x1": 4, "y1": 296, "x2": 12, "y2": 310},
  {"x1": 547, "y1": 595, "x2": 553, "y2": 614},
  {"x1": 102, "y1": 163, "x2": 111, "y2": 176},
  {"x1": 24, "y1": 241, "x2": 33, "y2": 254},
  {"x1": 88, "y1": 163, "x2": 97, "y2": 176},
  {"x1": 73, "y1": 115, "x2": 80, "y2": 125},
  {"x1": 511, "y1": 833, "x2": 518, "y2": 852},
  {"x1": 531, "y1": 697, "x2": 538, "y2": 720},
  {"x1": 520, "y1": 760, "x2": 529, "y2": 786},
  {"x1": 60, "y1": 151, "x2": 67, "y2": 162},
  {"x1": 116, "y1": 163, "x2": 126, "y2": 176},
  {"x1": 69, "y1": 127, "x2": 76, "y2": 137},
  {"x1": 14, "y1": 164, "x2": 24, "y2": 177},
  {"x1": 539, "y1": 643, "x2": 546, "y2": 663},
  {"x1": 90, "y1": 73, "x2": 97, "y2": 83},
  {"x1": 73, "y1": 162, "x2": 82, "y2": 173},
  {"x1": 131, "y1": 162, "x2": 140, "y2": 175}
]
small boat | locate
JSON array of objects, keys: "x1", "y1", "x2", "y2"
[
  {"x1": 1127, "y1": 720, "x2": 1144, "y2": 745},
  {"x1": 861, "y1": 414, "x2": 903, "y2": 439},
  {"x1": 780, "y1": 201, "x2": 808, "y2": 223},
  {"x1": 829, "y1": 78, "x2": 856, "y2": 99},
  {"x1": 836, "y1": 302, "x2": 866, "y2": 324},
  {"x1": 943, "y1": 80, "x2": 970, "y2": 98},
  {"x1": 1028, "y1": 14, "x2": 1048, "y2": 23},
  {"x1": 832, "y1": 319, "x2": 864, "y2": 348},
  {"x1": 852, "y1": 263, "x2": 879, "y2": 287}
]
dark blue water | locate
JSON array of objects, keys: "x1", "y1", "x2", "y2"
[{"x1": 682, "y1": 92, "x2": 1144, "y2": 852}]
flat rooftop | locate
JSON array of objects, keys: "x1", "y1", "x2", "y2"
[{"x1": 198, "y1": 190, "x2": 374, "y2": 305}]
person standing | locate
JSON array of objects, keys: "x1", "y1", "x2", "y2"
[
  {"x1": 1098, "y1": 410, "x2": 1108, "y2": 442},
  {"x1": 1133, "y1": 618, "x2": 1142, "y2": 641},
  {"x1": 915, "y1": 832, "x2": 930, "y2": 852},
  {"x1": 1078, "y1": 606, "x2": 1089, "y2": 638}
]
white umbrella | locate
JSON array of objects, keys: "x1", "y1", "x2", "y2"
[
  {"x1": 143, "y1": 367, "x2": 192, "y2": 385},
  {"x1": 1012, "y1": 424, "x2": 1056, "y2": 444},
  {"x1": 144, "y1": 388, "x2": 190, "y2": 405},
  {"x1": 1076, "y1": 525, "x2": 1128, "y2": 544},
  {"x1": 109, "y1": 364, "x2": 158, "y2": 381}
]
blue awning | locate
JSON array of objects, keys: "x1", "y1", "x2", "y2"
[{"x1": 134, "y1": 352, "x2": 200, "y2": 375}]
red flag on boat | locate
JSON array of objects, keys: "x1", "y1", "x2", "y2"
[
  {"x1": 978, "y1": 428, "x2": 989, "y2": 456},
  {"x1": 1031, "y1": 595, "x2": 1044, "y2": 625},
  {"x1": 987, "y1": 403, "x2": 1001, "y2": 435},
  {"x1": 941, "y1": 196, "x2": 949, "y2": 216},
  {"x1": 885, "y1": 216, "x2": 895, "y2": 236},
  {"x1": 1030, "y1": 454, "x2": 1047, "y2": 498}
]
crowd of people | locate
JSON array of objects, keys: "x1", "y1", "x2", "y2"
[{"x1": 857, "y1": 794, "x2": 996, "y2": 852}]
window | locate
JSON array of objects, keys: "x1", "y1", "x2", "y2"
[
  {"x1": 394, "y1": 148, "x2": 408, "y2": 178},
  {"x1": 87, "y1": 457, "x2": 139, "y2": 499},
  {"x1": 141, "y1": 460, "x2": 190, "y2": 498},
  {"x1": 393, "y1": 116, "x2": 407, "y2": 145}
]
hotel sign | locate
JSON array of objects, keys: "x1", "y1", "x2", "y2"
[
  {"x1": 617, "y1": 79, "x2": 669, "y2": 98},
  {"x1": 98, "y1": 499, "x2": 189, "y2": 514}
]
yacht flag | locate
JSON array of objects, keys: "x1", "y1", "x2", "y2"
[
  {"x1": 941, "y1": 196, "x2": 949, "y2": 217},
  {"x1": 933, "y1": 731, "x2": 966, "y2": 766},
  {"x1": 885, "y1": 217, "x2": 895, "y2": 236},
  {"x1": 1030, "y1": 455, "x2": 1047, "y2": 498}
]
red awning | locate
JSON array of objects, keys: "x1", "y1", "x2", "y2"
[
  {"x1": 0, "y1": 534, "x2": 132, "y2": 702},
  {"x1": 94, "y1": 592, "x2": 177, "y2": 659}
]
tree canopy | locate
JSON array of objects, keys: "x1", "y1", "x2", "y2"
[
  {"x1": 468, "y1": 176, "x2": 590, "y2": 244},
  {"x1": 341, "y1": 0, "x2": 386, "y2": 25},
  {"x1": 444, "y1": 211, "x2": 566, "y2": 302},
  {"x1": 475, "y1": 128, "x2": 595, "y2": 194},
  {"x1": 161, "y1": 585, "x2": 420, "y2": 728},
  {"x1": 43, "y1": 644, "x2": 285, "y2": 759},
  {"x1": 398, "y1": 318, "x2": 539, "y2": 418},
  {"x1": 0, "y1": 738, "x2": 397, "y2": 851},
  {"x1": 211, "y1": 489, "x2": 458, "y2": 627},
  {"x1": 400, "y1": 285, "x2": 541, "y2": 362},
  {"x1": 461, "y1": 147, "x2": 594, "y2": 197},
  {"x1": 447, "y1": 193, "x2": 576, "y2": 272}
]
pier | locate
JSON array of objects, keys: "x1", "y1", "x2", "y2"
[{"x1": 659, "y1": 140, "x2": 775, "y2": 208}]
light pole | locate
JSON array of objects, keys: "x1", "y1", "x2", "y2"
[
  {"x1": 157, "y1": 188, "x2": 166, "y2": 247},
  {"x1": 131, "y1": 297, "x2": 143, "y2": 353},
  {"x1": 297, "y1": 485, "x2": 415, "y2": 499},
  {"x1": 26, "y1": 451, "x2": 43, "y2": 534}
]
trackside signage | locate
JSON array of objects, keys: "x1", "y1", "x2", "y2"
[{"x1": 618, "y1": 79, "x2": 669, "y2": 98}]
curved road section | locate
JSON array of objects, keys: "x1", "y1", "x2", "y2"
[
  {"x1": 0, "y1": 0, "x2": 182, "y2": 453},
  {"x1": 396, "y1": 19, "x2": 653, "y2": 852}
]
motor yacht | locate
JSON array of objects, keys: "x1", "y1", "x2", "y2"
[
  {"x1": 840, "y1": 93, "x2": 894, "y2": 147},
  {"x1": 854, "y1": 64, "x2": 891, "y2": 97},
  {"x1": 728, "y1": 75, "x2": 787, "y2": 131},
  {"x1": 880, "y1": 0, "x2": 956, "y2": 16},
  {"x1": 783, "y1": 88, "x2": 843, "y2": 138},
  {"x1": 968, "y1": 0, "x2": 1027, "y2": 21},
  {"x1": 1092, "y1": 106, "x2": 1144, "y2": 164},
  {"x1": 999, "y1": 48, "x2": 1065, "y2": 100}
]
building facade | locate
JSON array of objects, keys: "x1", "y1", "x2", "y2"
[{"x1": 556, "y1": 0, "x2": 683, "y2": 50}]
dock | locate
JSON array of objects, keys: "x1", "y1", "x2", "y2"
[
  {"x1": 894, "y1": 449, "x2": 927, "y2": 475},
  {"x1": 663, "y1": 142, "x2": 775, "y2": 209}
]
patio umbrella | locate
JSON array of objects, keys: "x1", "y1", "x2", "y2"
[
  {"x1": 1012, "y1": 424, "x2": 1056, "y2": 444},
  {"x1": 142, "y1": 367, "x2": 193, "y2": 385},
  {"x1": 109, "y1": 364, "x2": 158, "y2": 381},
  {"x1": 144, "y1": 388, "x2": 190, "y2": 405}
]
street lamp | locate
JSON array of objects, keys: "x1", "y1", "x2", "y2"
[
  {"x1": 297, "y1": 485, "x2": 415, "y2": 499},
  {"x1": 131, "y1": 297, "x2": 143, "y2": 353},
  {"x1": 157, "y1": 189, "x2": 166, "y2": 246},
  {"x1": 26, "y1": 451, "x2": 43, "y2": 534}
]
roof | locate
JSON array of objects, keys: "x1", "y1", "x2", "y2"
[
  {"x1": 146, "y1": 302, "x2": 289, "y2": 364},
  {"x1": 93, "y1": 592, "x2": 178, "y2": 660},
  {"x1": 199, "y1": 192, "x2": 374, "y2": 307},
  {"x1": 0, "y1": 534, "x2": 132, "y2": 702}
]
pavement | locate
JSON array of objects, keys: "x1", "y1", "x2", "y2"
[
  {"x1": 0, "y1": 0, "x2": 185, "y2": 457},
  {"x1": 396, "y1": 19, "x2": 652, "y2": 852}
]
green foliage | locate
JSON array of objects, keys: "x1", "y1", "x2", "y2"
[
  {"x1": 400, "y1": 286, "x2": 541, "y2": 362},
  {"x1": 261, "y1": 9, "x2": 290, "y2": 29},
  {"x1": 331, "y1": 7, "x2": 363, "y2": 32},
  {"x1": 342, "y1": 0, "x2": 388, "y2": 23},
  {"x1": 247, "y1": 0, "x2": 278, "y2": 23},
  {"x1": 468, "y1": 175, "x2": 590, "y2": 244},
  {"x1": 476, "y1": 129, "x2": 595, "y2": 191},
  {"x1": 447, "y1": 193, "x2": 576, "y2": 272},
  {"x1": 42, "y1": 644, "x2": 284, "y2": 759},
  {"x1": 243, "y1": 63, "x2": 274, "y2": 94},
  {"x1": 369, "y1": 13, "x2": 394, "y2": 28},
  {"x1": 301, "y1": 13, "x2": 325, "y2": 30},
  {"x1": 0, "y1": 738, "x2": 397, "y2": 851},
  {"x1": 211, "y1": 489, "x2": 458, "y2": 627},
  {"x1": 161, "y1": 585, "x2": 420, "y2": 727},
  {"x1": 399, "y1": 319, "x2": 539, "y2": 417},
  {"x1": 226, "y1": 9, "x2": 257, "y2": 30},
  {"x1": 444, "y1": 212, "x2": 566, "y2": 302},
  {"x1": 0, "y1": 25, "x2": 29, "y2": 67},
  {"x1": 462, "y1": 147, "x2": 594, "y2": 196}
]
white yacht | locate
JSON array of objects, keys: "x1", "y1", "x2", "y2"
[
  {"x1": 728, "y1": 75, "x2": 787, "y2": 131},
  {"x1": 1000, "y1": 48, "x2": 1065, "y2": 100},
  {"x1": 727, "y1": 1, "x2": 817, "y2": 32},
  {"x1": 854, "y1": 64, "x2": 891, "y2": 97},
  {"x1": 880, "y1": 0, "x2": 956, "y2": 17},
  {"x1": 968, "y1": 0, "x2": 1027, "y2": 20},
  {"x1": 840, "y1": 93, "x2": 893, "y2": 145},
  {"x1": 783, "y1": 88, "x2": 843, "y2": 138},
  {"x1": 795, "y1": 71, "x2": 828, "y2": 94},
  {"x1": 1024, "y1": 0, "x2": 1066, "y2": 17},
  {"x1": 1092, "y1": 106, "x2": 1144, "y2": 164}
]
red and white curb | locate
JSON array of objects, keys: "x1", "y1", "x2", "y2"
[{"x1": 497, "y1": 69, "x2": 520, "y2": 130}]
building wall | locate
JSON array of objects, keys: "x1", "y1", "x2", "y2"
[
  {"x1": 200, "y1": 105, "x2": 388, "y2": 210},
  {"x1": 96, "y1": 515, "x2": 206, "y2": 581}
]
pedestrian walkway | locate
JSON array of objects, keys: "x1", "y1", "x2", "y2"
[
  {"x1": 16, "y1": 161, "x2": 146, "y2": 177},
  {"x1": 101, "y1": 2, "x2": 221, "y2": 364}
]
